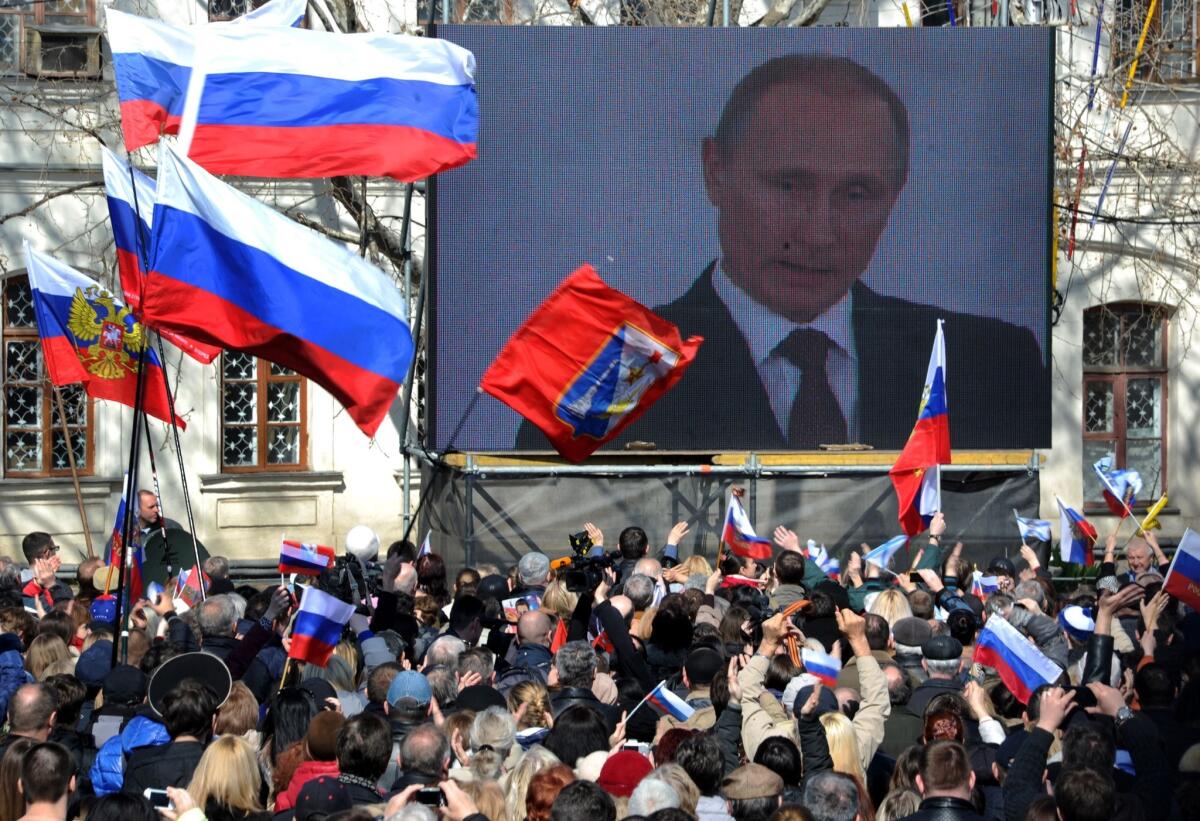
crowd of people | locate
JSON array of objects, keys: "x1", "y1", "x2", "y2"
[{"x1": 0, "y1": 509, "x2": 1196, "y2": 821}]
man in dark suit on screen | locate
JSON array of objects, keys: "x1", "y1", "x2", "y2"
[{"x1": 519, "y1": 53, "x2": 1047, "y2": 452}]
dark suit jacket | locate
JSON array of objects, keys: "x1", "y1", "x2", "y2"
[{"x1": 517, "y1": 266, "x2": 1048, "y2": 451}]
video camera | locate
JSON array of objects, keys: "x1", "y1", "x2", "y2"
[
  {"x1": 553, "y1": 531, "x2": 618, "y2": 594},
  {"x1": 318, "y1": 553, "x2": 382, "y2": 606}
]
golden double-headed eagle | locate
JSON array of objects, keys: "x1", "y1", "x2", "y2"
[{"x1": 65, "y1": 285, "x2": 146, "y2": 380}]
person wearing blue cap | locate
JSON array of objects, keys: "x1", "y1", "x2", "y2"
[{"x1": 378, "y1": 671, "x2": 433, "y2": 790}]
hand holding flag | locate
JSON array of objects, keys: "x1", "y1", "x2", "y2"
[
  {"x1": 863, "y1": 535, "x2": 907, "y2": 571},
  {"x1": 721, "y1": 491, "x2": 773, "y2": 561}
]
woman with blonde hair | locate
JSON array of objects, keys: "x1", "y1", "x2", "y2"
[
  {"x1": 868, "y1": 589, "x2": 913, "y2": 628},
  {"x1": 540, "y1": 581, "x2": 578, "y2": 620},
  {"x1": 187, "y1": 735, "x2": 268, "y2": 821},
  {"x1": 819, "y1": 711, "x2": 867, "y2": 786},
  {"x1": 876, "y1": 789, "x2": 920, "y2": 821},
  {"x1": 24, "y1": 634, "x2": 70, "y2": 681},
  {"x1": 507, "y1": 680, "x2": 552, "y2": 730},
  {"x1": 500, "y1": 746, "x2": 561, "y2": 821},
  {"x1": 461, "y1": 779, "x2": 508, "y2": 821}
]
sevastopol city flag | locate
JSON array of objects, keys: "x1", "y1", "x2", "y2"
[
  {"x1": 143, "y1": 142, "x2": 413, "y2": 438},
  {"x1": 279, "y1": 540, "x2": 335, "y2": 578},
  {"x1": 178, "y1": 26, "x2": 478, "y2": 181},
  {"x1": 721, "y1": 494, "x2": 773, "y2": 561},
  {"x1": 101, "y1": 147, "x2": 221, "y2": 364},
  {"x1": 890, "y1": 320, "x2": 950, "y2": 536},
  {"x1": 863, "y1": 535, "x2": 908, "y2": 570},
  {"x1": 481, "y1": 264, "x2": 702, "y2": 463},
  {"x1": 974, "y1": 615, "x2": 1062, "y2": 703},
  {"x1": 1014, "y1": 510, "x2": 1052, "y2": 543},
  {"x1": 1163, "y1": 528, "x2": 1200, "y2": 613},
  {"x1": 646, "y1": 681, "x2": 695, "y2": 721},
  {"x1": 106, "y1": 0, "x2": 309, "y2": 152},
  {"x1": 290, "y1": 585, "x2": 355, "y2": 667},
  {"x1": 1056, "y1": 496, "x2": 1097, "y2": 565},
  {"x1": 24, "y1": 244, "x2": 184, "y2": 428},
  {"x1": 1093, "y1": 454, "x2": 1142, "y2": 518},
  {"x1": 802, "y1": 648, "x2": 842, "y2": 687}
]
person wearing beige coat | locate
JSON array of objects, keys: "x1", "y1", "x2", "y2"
[{"x1": 737, "y1": 609, "x2": 890, "y2": 770}]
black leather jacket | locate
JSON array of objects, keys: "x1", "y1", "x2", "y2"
[{"x1": 903, "y1": 795, "x2": 986, "y2": 821}]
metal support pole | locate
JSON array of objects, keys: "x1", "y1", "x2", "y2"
[{"x1": 51, "y1": 385, "x2": 94, "y2": 559}]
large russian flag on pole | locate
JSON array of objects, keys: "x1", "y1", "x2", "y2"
[
  {"x1": 177, "y1": 26, "x2": 478, "y2": 181},
  {"x1": 890, "y1": 320, "x2": 951, "y2": 536},
  {"x1": 1056, "y1": 496, "x2": 1097, "y2": 566},
  {"x1": 289, "y1": 586, "x2": 355, "y2": 667},
  {"x1": 722, "y1": 493, "x2": 773, "y2": 561},
  {"x1": 1163, "y1": 529, "x2": 1200, "y2": 613},
  {"x1": 101, "y1": 147, "x2": 221, "y2": 364},
  {"x1": 106, "y1": 10, "x2": 192, "y2": 152},
  {"x1": 974, "y1": 615, "x2": 1062, "y2": 703},
  {"x1": 143, "y1": 143, "x2": 413, "y2": 437},
  {"x1": 24, "y1": 244, "x2": 184, "y2": 428},
  {"x1": 106, "y1": 0, "x2": 309, "y2": 153}
]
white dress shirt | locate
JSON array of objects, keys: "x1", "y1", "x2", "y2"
[{"x1": 712, "y1": 265, "x2": 859, "y2": 441}]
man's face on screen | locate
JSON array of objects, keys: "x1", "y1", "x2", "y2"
[{"x1": 703, "y1": 82, "x2": 903, "y2": 323}]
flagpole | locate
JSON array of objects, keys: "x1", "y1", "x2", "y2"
[
  {"x1": 153, "y1": 334, "x2": 206, "y2": 601},
  {"x1": 112, "y1": 344, "x2": 151, "y2": 669},
  {"x1": 625, "y1": 680, "x2": 666, "y2": 721},
  {"x1": 51, "y1": 385, "x2": 94, "y2": 559},
  {"x1": 400, "y1": 387, "x2": 483, "y2": 544},
  {"x1": 142, "y1": 417, "x2": 171, "y2": 548}
]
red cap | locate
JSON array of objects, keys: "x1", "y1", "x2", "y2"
[{"x1": 596, "y1": 750, "x2": 653, "y2": 797}]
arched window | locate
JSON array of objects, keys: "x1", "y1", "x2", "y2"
[
  {"x1": 2, "y1": 273, "x2": 93, "y2": 477},
  {"x1": 1082, "y1": 303, "x2": 1169, "y2": 509}
]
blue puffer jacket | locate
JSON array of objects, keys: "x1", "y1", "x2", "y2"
[
  {"x1": 0, "y1": 643, "x2": 31, "y2": 722},
  {"x1": 89, "y1": 714, "x2": 170, "y2": 795}
]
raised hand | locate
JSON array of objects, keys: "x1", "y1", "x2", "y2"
[
  {"x1": 584, "y1": 522, "x2": 605, "y2": 547},
  {"x1": 929, "y1": 511, "x2": 947, "y2": 538},
  {"x1": 666, "y1": 521, "x2": 690, "y2": 546},
  {"x1": 799, "y1": 682, "x2": 823, "y2": 718},
  {"x1": 1034, "y1": 687, "x2": 1075, "y2": 733},
  {"x1": 773, "y1": 526, "x2": 802, "y2": 553}
]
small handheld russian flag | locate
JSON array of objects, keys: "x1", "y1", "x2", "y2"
[
  {"x1": 279, "y1": 540, "x2": 335, "y2": 577},
  {"x1": 810, "y1": 543, "x2": 840, "y2": 579},
  {"x1": 1056, "y1": 496, "x2": 1097, "y2": 566},
  {"x1": 973, "y1": 615, "x2": 1062, "y2": 703},
  {"x1": 722, "y1": 493, "x2": 773, "y2": 561},
  {"x1": 801, "y1": 648, "x2": 842, "y2": 687},
  {"x1": 1163, "y1": 528, "x2": 1200, "y2": 613},
  {"x1": 645, "y1": 681, "x2": 695, "y2": 722},
  {"x1": 289, "y1": 586, "x2": 355, "y2": 667},
  {"x1": 970, "y1": 571, "x2": 999, "y2": 601}
]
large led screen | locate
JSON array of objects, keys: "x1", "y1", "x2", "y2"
[{"x1": 431, "y1": 25, "x2": 1053, "y2": 453}]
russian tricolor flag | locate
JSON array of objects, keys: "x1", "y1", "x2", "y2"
[
  {"x1": 101, "y1": 147, "x2": 221, "y2": 364},
  {"x1": 722, "y1": 494, "x2": 773, "y2": 561},
  {"x1": 890, "y1": 320, "x2": 951, "y2": 537},
  {"x1": 1093, "y1": 454, "x2": 1142, "y2": 518},
  {"x1": 970, "y1": 571, "x2": 999, "y2": 601},
  {"x1": 24, "y1": 244, "x2": 183, "y2": 428},
  {"x1": 1163, "y1": 528, "x2": 1200, "y2": 613},
  {"x1": 646, "y1": 681, "x2": 695, "y2": 722},
  {"x1": 143, "y1": 143, "x2": 414, "y2": 437},
  {"x1": 1056, "y1": 496, "x2": 1097, "y2": 566},
  {"x1": 974, "y1": 615, "x2": 1062, "y2": 703},
  {"x1": 279, "y1": 540, "x2": 335, "y2": 577},
  {"x1": 177, "y1": 26, "x2": 477, "y2": 181},
  {"x1": 106, "y1": 0, "x2": 308, "y2": 153},
  {"x1": 810, "y1": 542, "x2": 840, "y2": 579},
  {"x1": 802, "y1": 648, "x2": 841, "y2": 687},
  {"x1": 289, "y1": 586, "x2": 355, "y2": 667},
  {"x1": 106, "y1": 472, "x2": 144, "y2": 601}
]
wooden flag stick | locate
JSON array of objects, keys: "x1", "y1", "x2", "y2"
[{"x1": 51, "y1": 385, "x2": 94, "y2": 559}]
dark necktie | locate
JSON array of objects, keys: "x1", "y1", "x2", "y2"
[{"x1": 773, "y1": 328, "x2": 847, "y2": 449}]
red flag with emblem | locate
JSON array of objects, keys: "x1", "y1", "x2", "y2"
[{"x1": 481, "y1": 264, "x2": 702, "y2": 463}]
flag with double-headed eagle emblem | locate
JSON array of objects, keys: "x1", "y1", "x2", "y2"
[
  {"x1": 889, "y1": 320, "x2": 949, "y2": 536},
  {"x1": 481, "y1": 264, "x2": 702, "y2": 462},
  {"x1": 24, "y1": 244, "x2": 184, "y2": 428}
]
